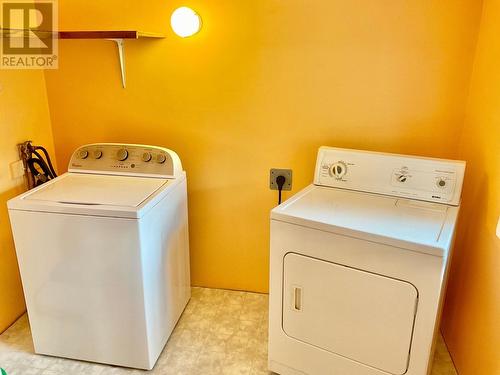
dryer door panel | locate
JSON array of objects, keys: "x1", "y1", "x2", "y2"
[{"x1": 282, "y1": 253, "x2": 418, "y2": 375}]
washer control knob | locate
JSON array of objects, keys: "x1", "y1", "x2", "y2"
[
  {"x1": 156, "y1": 154, "x2": 167, "y2": 164},
  {"x1": 79, "y1": 150, "x2": 89, "y2": 159},
  {"x1": 329, "y1": 161, "x2": 347, "y2": 179},
  {"x1": 93, "y1": 150, "x2": 103, "y2": 159},
  {"x1": 116, "y1": 149, "x2": 128, "y2": 161},
  {"x1": 142, "y1": 152, "x2": 152, "y2": 162}
]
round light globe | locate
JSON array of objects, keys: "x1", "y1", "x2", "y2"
[{"x1": 170, "y1": 7, "x2": 201, "y2": 37}]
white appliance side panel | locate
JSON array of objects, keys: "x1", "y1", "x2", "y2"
[
  {"x1": 283, "y1": 253, "x2": 417, "y2": 375},
  {"x1": 8, "y1": 210, "x2": 150, "y2": 369},
  {"x1": 139, "y1": 178, "x2": 191, "y2": 366}
]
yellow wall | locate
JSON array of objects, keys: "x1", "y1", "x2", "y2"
[
  {"x1": 44, "y1": 0, "x2": 482, "y2": 293},
  {"x1": 0, "y1": 70, "x2": 56, "y2": 332},
  {"x1": 441, "y1": 1, "x2": 500, "y2": 373}
]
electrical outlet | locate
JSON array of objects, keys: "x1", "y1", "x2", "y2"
[
  {"x1": 10, "y1": 159, "x2": 25, "y2": 179},
  {"x1": 270, "y1": 168, "x2": 292, "y2": 191}
]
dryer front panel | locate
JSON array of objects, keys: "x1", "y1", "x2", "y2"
[{"x1": 282, "y1": 253, "x2": 418, "y2": 375}]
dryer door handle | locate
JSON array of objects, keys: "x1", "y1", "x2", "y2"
[{"x1": 292, "y1": 286, "x2": 303, "y2": 312}]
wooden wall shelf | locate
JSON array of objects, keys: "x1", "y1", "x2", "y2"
[
  {"x1": 57, "y1": 30, "x2": 165, "y2": 39},
  {"x1": 0, "y1": 29, "x2": 164, "y2": 39},
  {"x1": 0, "y1": 29, "x2": 165, "y2": 88}
]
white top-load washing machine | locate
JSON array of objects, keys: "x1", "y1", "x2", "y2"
[
  {"x1": 8, "y1": 143, "x2": 190, "y2": 370},
  {"x1": 269, "y1": 147, "x2": 465, "y2": 375}
]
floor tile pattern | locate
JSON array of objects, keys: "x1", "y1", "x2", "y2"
[{"x1": 0, "y1": 287, "x2": 457, "y2": 375}]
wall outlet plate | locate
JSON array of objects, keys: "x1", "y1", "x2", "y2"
[
  {"x1": 270, "y1": 168, "x2": 292, "y2": 191},
  {"x1": 10, "y1": 159, "x2": 25, "y2": 180}
]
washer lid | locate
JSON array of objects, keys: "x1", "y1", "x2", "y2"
[
  {"x1": 7, "y1": 172, "x2": 177, "y2": 219},
  {"x1": 272, "y1": 185, "x2": 459, "y2": 256},
  {"x1": 25, "y1": 173, "x2": 166, "y2": 207}
]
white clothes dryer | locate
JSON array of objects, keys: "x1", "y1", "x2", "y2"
[{"x1": 269, "y1": 147, "x2": 465, "y2": 375}]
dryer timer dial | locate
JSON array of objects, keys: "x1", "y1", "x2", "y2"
[
  {"x1": 330, "y1": 161, "x2": 348, "y2": 179},
  {"x1": 436, "y1": 178, "x2": 447, "y2": 188}
]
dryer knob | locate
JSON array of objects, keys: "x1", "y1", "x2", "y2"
[
  {"x1": 142, "y1": 152, "x2": 152, "y2": 162},
  {"x1": 93, "y1": 150, "x2": 103, "y2": 159},
  {"x1": 437, "y1": 179, "x2": 447, "y2": 188},
  {"x1": 330, "y1": 161, "x2": 347, "y2": 179},
  {"x1": 79, "y1": 150, "x2": 89, "y2": 159},
  {"x1": 117, "y1": 149, "x2": 128, "y2": 161}
]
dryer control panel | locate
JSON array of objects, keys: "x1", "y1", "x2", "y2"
[
  {"x1": 68, "y1": 143, "x2": 183, "y2": 178},
  {"x1": 314, "y1": 147, "x2": 465, "y2": 206}
]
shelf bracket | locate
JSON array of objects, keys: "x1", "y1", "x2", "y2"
[{"x1": 108, "y1": 38, "x2": 126, "y2": 88}]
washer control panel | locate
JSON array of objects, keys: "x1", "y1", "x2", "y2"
[
  {"x1": 315, "y1": 146, "x2": 465, "y2": 206},
  {"x1": 68, "y1": 143, "x2": 183, "y2": 178}
]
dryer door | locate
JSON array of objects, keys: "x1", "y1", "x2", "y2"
[{"x1": 282, "y1": 253, "x2": 418, "y2": 375}]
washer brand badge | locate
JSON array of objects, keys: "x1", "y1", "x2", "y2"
[{"x1": 1, "y1": 0, "x2": 58, "y2": 69}]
